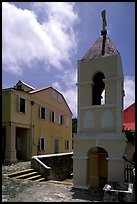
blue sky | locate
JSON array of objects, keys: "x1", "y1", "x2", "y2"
[{"x1": 2, "y1": 2, "x2": 135, "y2": 118}]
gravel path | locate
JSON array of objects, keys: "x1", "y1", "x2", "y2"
[{"x1": 2, "y1": 161, "x2": 104, "y2": 202}]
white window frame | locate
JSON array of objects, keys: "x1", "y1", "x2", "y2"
[
  {"x1": 40, "y1": 106, "x2": 47, "y2": 120},
  {"x1": 40, "y1": 137, "x2": 45, "y2": 151},
  {"x1": 18, "y1": 96, "x2": 26, "y2": 113}
]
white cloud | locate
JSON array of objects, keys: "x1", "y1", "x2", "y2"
[
  {"x1": 57, "y1": 69, "x2": 77, "y2": 88},
  {"x1": 124, "y1": 76, "x2": 135, "y2": 109},
  {"x1": 52, "y1": 71, "x2": 77, "y2": 117},
  {"x1": 62, "y1": 88, "x2": 77, "y2": 118},
  {"x1": 52, "y1": 81, "x2": 62, "y2": 91},
  {"x1": 2, "y1": 2, "x2": 79, "y2": 75},
  {"x1": 52, "y1": 65, "x2": 78, "y2": 117}
]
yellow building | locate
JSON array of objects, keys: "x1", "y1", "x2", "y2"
[{"x1": 2, "y1": 80, "x2": 72, "y2": 163}]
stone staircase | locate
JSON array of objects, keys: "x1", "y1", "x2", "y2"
[{"x1": 4, "y1": 168, "x2": 46, "y2": 182}]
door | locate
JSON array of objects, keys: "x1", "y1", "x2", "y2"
[
  {"x1": 54, "y1": 139, "x2": 59, "y2": 153},
  {"x1": 88, "y1": 147, "x2": 108, "y2": 188},
  {"x1": 98, "y1": 151, "x2": 108, "y2": 187}
]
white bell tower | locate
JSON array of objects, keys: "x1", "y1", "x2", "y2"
[{"x1": 73, "y1": 10, "x2": 126, "y2": 189}]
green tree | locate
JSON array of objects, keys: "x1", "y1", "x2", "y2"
[
  {"x1": 123, "y1": 129, "x2": 135, "y2": 145},
  {"x1": 72, "y1": 118, "x2": 77, "y2": 150},
  {"x1": 72, "y1": 118, "x2": 77, "y2": 134}
]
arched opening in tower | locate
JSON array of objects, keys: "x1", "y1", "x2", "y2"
[{"x1": 92, "y1": 72, "x2": 105, "y2": 105}]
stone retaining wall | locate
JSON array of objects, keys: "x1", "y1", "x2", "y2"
[{"x1": 31, "y1": 152, "x2": 73, "y2": 181}]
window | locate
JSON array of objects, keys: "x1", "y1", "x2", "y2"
[
  {"x1": 18, "y1": 96, "x2": 26, "y2": 113},
  {"x1": 59, "y1": 114, "x2": 64, "y2": 125},
  {"x1": 51, "y1": 111, "x2": 56, "y2": 123},
  {"x1": 65, "y1": 140, "x2": 69, "y2": 150},
  {"x1": 40, "y1": 106, "x2": 47, "y2": 119},
  {"x1": 40, "y1": 137, "x2": 45, "y2": 151},
  {"x1": 17, "y1": 84, "x2": 23, "y2": 90}
]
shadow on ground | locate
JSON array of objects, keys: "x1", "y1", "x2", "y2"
[{"x1": 70, "y1": 187, "x2": 104, "y2": 202}]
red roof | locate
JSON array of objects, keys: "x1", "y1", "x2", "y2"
[{"x1": 123, "y1": 103, "x2": 135, "y2": 130}]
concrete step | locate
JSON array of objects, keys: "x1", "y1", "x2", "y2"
[
  {"x1": 4, "y1": 168, "x2": 46, "y2": 182},
  {"x1": 26, "y1": 174, "x2": 42, "y2": 180},
  {"x1": 4, "y1": 168, "x2": 34, "y2": 177},
  {"x1": 14, "y1": 171, "x2": 38, "y2": 179},
  {"x1": 34, "y1": 177, "x2": 46, "y2": 182}
]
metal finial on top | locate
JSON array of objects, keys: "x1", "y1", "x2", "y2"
[
  {"x1": 101, "y1": 10, "x2": 107, "y2": 34},
  {"x1": 101, "y1": 10, "x2": 107, "y2": 55}
]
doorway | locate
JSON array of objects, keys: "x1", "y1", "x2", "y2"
[
  {"x1": 88, "y1": 147, "x2": 108, "y2": 188},
  {"x1": 54, "y1": 139, "x2": 59, "y2": 154},
  {"x1": 16, "y1": 127, "x2": 30, "y2": 160}
]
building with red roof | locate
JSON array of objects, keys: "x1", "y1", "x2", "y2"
[{"x1": 123, "y1": 103, "x2": 135, "y2": 131}]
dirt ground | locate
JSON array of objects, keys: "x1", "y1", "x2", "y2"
[
  {"x1": 6, "y1": 180, "x2": 104, "y2": 202},
  {"x1": 2, "y1": 161, "x2": 104, "y2": 202}
]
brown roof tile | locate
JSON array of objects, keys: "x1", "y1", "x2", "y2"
[{"x1": 81, "y1": 35, "x2": 119, "y2": 61}]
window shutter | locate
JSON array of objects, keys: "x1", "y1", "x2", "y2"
[
  {"x1": 40, "y1": 107, "x2": 41, "y2": 119},
  {"x1": 54, "y1": 112, "x2": 56, "y2": 123},
  {"x1": 18, "y1": 96, "x2": 20, "y2": 112},
  {"x1": 59, "y1": 114, "x2": 61, "y2": 125},
  {"x1": 50, "y1": 111, "x2": 52, "y2": 121},
  {"x1": 45, "y1": 108, "x2": 47, "y2": 119},
  {"x1": 62, "y1": 115, "x2": 64, "y2": 124}
]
